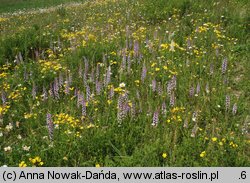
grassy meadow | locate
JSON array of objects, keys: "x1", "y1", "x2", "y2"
[
  {"x1": 0, "y1": 0, "x2": 249, "y2": 167},
  {"x1": 0, "y1": 0, "x2": 85, "y2": 13}
]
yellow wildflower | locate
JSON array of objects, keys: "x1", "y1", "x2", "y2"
[
  {"x1": 87, "y1": 123, "x2": 95, "y2": 129},
  {"x1": 160, "y1": 43, "x2": 169, "y2": 50},
  {"x1": 162, "y1": 153, "x2": 167, "y2": 158},
  {"x1": 212, "y1": 137, "x2": 217, "y2": 142},
  {"x1": 151, "y1": 62, "x2": 156, "y2": 67},
  {"x1": 19, "y1": 161, "x2": 27, "y2": 167},
  {"x1": 82, "y1": 40, "x2": 87, "y2": 47},
  {"x1": 200, "y1": 151, "x2": 206, "y2": 158},
  {"x1": 134, "y1": 80, "x2": 140, "y2": 84}
]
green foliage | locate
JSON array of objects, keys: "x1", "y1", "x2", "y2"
[
  {"x1": 0, "y1": 0, "x2": 85, "y2": 13},
  {"x1": 0, "y1": 0, "x2": 249, "y2": 167}
]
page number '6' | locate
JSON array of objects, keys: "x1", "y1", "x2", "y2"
[{"x1": 240, "y1": 171, "x2": 246, "y2": 179}]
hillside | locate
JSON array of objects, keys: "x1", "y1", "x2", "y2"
[{"x1": 0, "y1": 0, "x2": 249, "y2": 167}]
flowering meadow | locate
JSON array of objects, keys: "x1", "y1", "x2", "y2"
[{"x1": 0, "y1": 0, "x2": 249, "y2": 167}]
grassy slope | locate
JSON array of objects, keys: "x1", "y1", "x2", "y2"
[
  {"x1": 0, "y1": 0, "x2": 83, "y2": 13},
  {"x1": 0, "y1": 0, "x2": 249, "y2": 167}
]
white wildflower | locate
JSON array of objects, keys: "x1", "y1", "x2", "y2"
[
  {"x1": 22, "y1": 145, "x2": 30, "y2": 151},
  {"x1": 119, "y1": 82, "x2": 126, "y2": 88},
  {"x1": 5, "y1": 123, "x2": 13, "y2": 132},
  {"x1": 4, "y1": 146, "x2": 12, "y2": 152}
]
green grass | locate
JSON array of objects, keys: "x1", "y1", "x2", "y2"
[
  {"x1": 0, "y1": 0, "x2": 249, "y2": 167},
  {"x1": 0, "y1": 0, "x2": 84, "y2": 13}
]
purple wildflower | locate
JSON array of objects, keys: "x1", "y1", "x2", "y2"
[
  {"x1": 189, "y1": 84, "x2": 194, "y2": 97},
  {"x1": 123, "y1": 91, "x2": 129, "y2": 102},
  {"x1": 232, "y1": 103, "x2": 237, "y2": 115},
  {"x1": 152, "y1": 110, "x2": 159, "y2": 126},
  {"x1": 117, "y1": 94, "x2": 126, "y2": 124},
  {"x1": 167, "y1": 81, "x2": 172, "y2": 96},
  {"x1": 1, "y1": 91, "x2": 7, "y2": 104},
  {"x1": 32, "y1": 83, "x2": 36, "y2": 100},
  {"x1": 222, "y1": 58, "x2": 228, "y2": 74},
  {"x1": 134, "y1": 40, "x2": 139, "y2": 57},
  {"x1": 157, "y1": 82, "x2": 163, "y2": 95},
  {"x1": 84, "y1": 57, "x2": 89, "y2": 78},
  {"x1": 121, "y1": 52, "x2": 126, "y2": 71},
  {"x1": 141, "y1": 63, "x2": 147, "y2": 83},
  {"x1": 81, "y1": 99, "x2": 87, "y2": 118},
  {"x1": 64, "y1": 81, "x2": 70, "y2": 95},
  {"x1": 42, "y1": 86, "x2": 48, "y2": 101},
  {"x1": 136, "y1": 90, "x2": 140, "y2": 100},
  {"x1": 196, "y1": 82, "x2": 200, "y2": 94},
  {"x1": 171, "y1": 75, "x2": 177, "y2": 90},
  {"x1": 46, "y1": 113, "x2": 54, "y2": 141},
  {"x1": 59, "y1": 73, "x2": 64, "y2": 89},
  {"x1": 49, "y1": 83, "x2": 54, "y2": 98},
  {"x1": 83, "y1": 72, "x2": 88, "y2": 87},
  {"x1": 131, "y1": 102, "x2": 136, "y2": 118},
  {"x1": 152, "y1": 79, "x2": 156, "y2": 92},
  {"x1": 225, "y1": 95, "x2": 230, "y2": 111},
  {"x1": 96, "y1": 64, "x2": 100, "y2": 80},
  {"x1": 23, "y1": 68, "x2": 28, "y2": 81},
  {"x1": 161, "y1": 101, "x2": 166, "y2": 115},
  {"x1": 77, "y1": 92, "x2": 84, "y2": 108},
  {"x1": 124, "y1": 103, "x2": 130, "y2": 114},
  {"x1": 86, "y1": 85, "x2": 91, "y2": 102},
  {"x1": 68, "y1": 72, "x2": 72, "y2": 85},
  {"x1": 53, "y1": 78, "x2": 60, "y2": 100},
  {"x1": 127, "y1": 55, "x2": 131, "y2": 73},
  {"x1": 74, "y1": 88, "x2": 78, "y2": 97},
  {"x1": 109, "y1": 86, "x2": 114, "y2": 99},
  {"x1": 96, "y1": 80, "x2": 102, "y2": 95},
  {"x1": 105, "y1": 66, "x2": 111, "y2": 86},
  {"x1": 170, "y1": 92, "x2": 175, "y2": 107}
]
